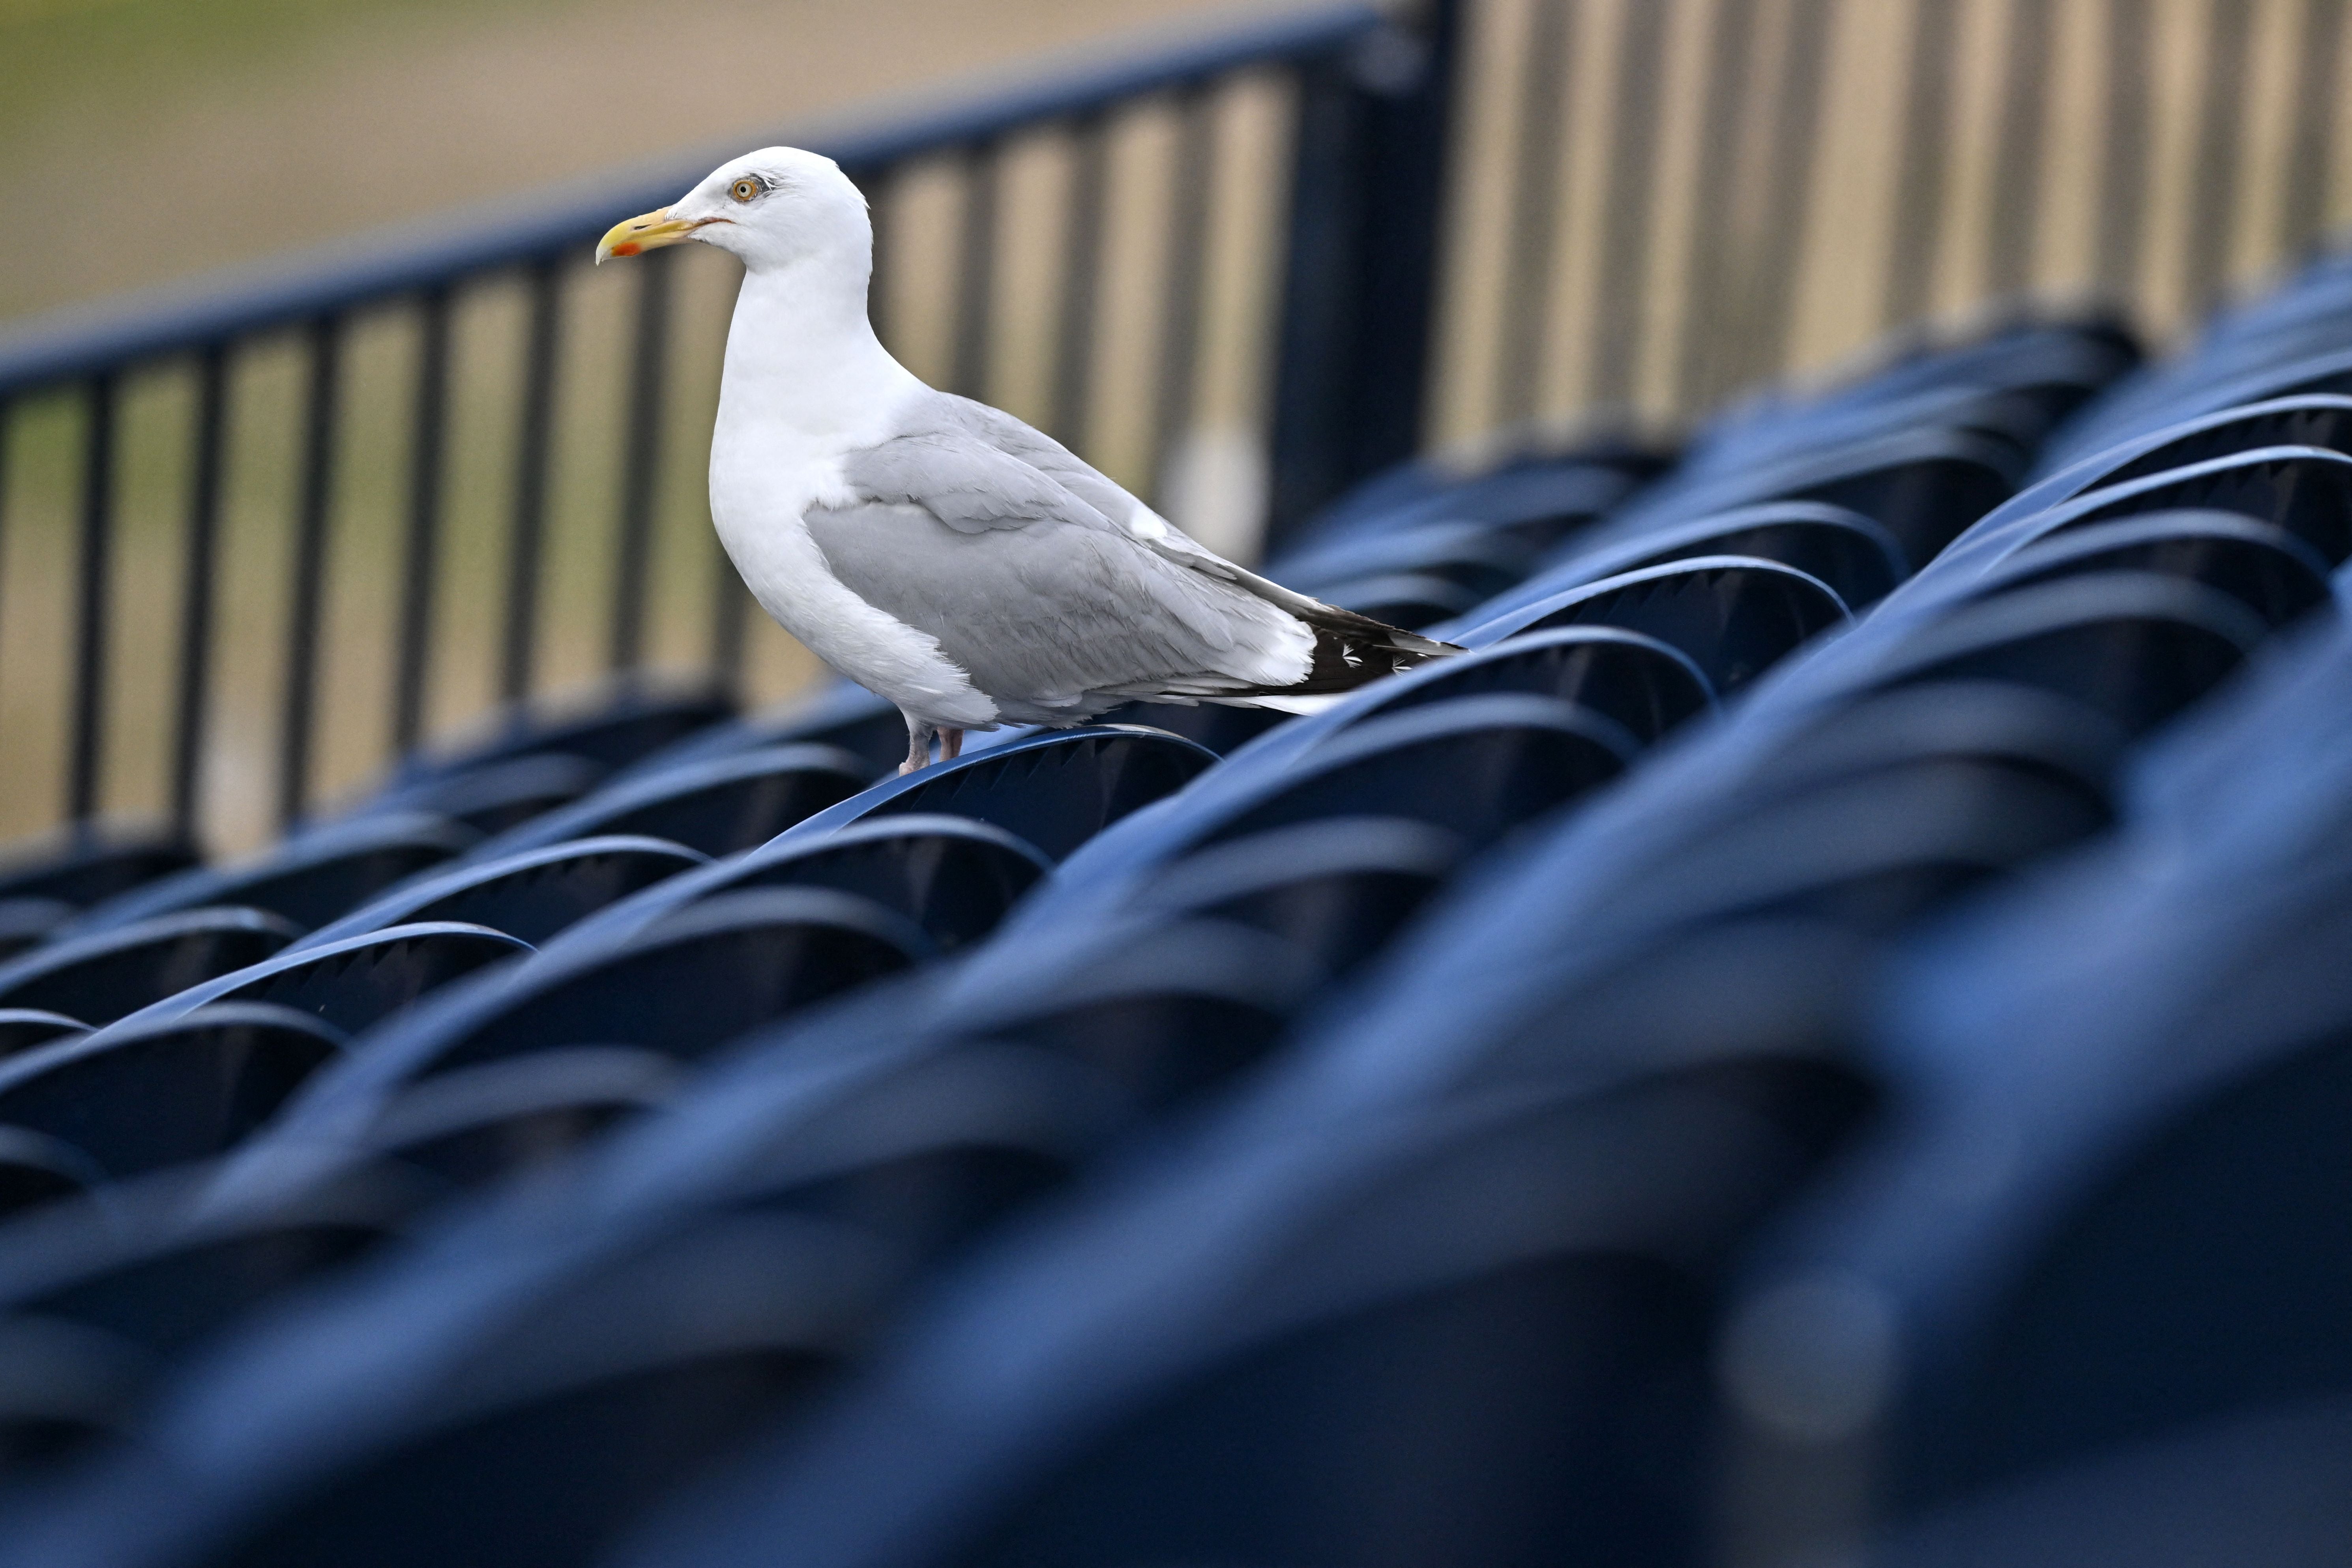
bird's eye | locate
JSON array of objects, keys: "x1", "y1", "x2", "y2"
[{"x1": 729, "y1": 177, "x2": 762, "y2": 203}]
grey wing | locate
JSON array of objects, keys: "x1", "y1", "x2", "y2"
[
  {"x1": 924, "y1": 393, "x2": 1454, "y2": 656},
  {"x1": 802, "y1": 498, "x2": 1313, "y2": 722}
]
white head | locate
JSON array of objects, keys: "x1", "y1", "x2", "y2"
[{"x1": 595, "y1": 147, "x2": 871, "y2": 278}]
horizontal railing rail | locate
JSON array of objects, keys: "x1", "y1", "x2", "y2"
[
  {"x1": 0, "y1": 1, "x2": 1451, "y2": 857},
  {"x1": 0, "y1": 2, "x2": 1389, "y2": 397}
]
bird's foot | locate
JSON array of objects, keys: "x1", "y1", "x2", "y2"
[
  {"x1": 939, "y1": 728, "x2": 964, "y2": 762},
  {"x1": 899, "y1": 727, "x2": 932, "y2": 775}
]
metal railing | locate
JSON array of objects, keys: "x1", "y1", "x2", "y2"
[
  {"x1": 1, "y1": 0, "x2": 2345, "y2": 856},
  {"x1": 0, "y1": 2, "x2": 1449, "y2": 851}
]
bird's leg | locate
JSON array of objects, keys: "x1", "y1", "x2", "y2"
[
  {"x1": 899, "y1": 722, "x2": 934, "y2": 776},
  {"x1": 938, "y1": 728, "x2": 964, "y2": 762}
]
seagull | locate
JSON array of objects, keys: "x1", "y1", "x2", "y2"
[{"x1": 597, "y1": 146, "x2": 1452, "y2": 774}]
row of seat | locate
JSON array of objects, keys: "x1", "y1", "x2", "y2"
[{"x1": 0, "y1": 265, "x2": 2340, "y2": 1564}]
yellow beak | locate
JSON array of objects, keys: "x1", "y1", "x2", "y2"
[{"x1": 595, "y1": 208, "x2": 704, "y2": 264}]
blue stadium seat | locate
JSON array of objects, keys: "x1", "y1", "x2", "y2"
[
  {"x1": 0, "y1": 1173, "x2": 410, "y2": 1364},
  {"x1": 299, "y1": 836, "x2": 708, "y2": 949},
  {"x1": 607, "y1": 682, "x2": 907, "y2": 781},
  {"x1": 109, "y1": 921, "x2": 530, "y2": 1039},
  {"x1": 1338, "y1": 626, "x2": 1714, "y2": 742},
  {"x1": 63, "y1": 813, "x2": 479, "y2": 938},
  {"x1": 0, "y1": 1010, "x2": 85, "y2": 1061},
  {"x1": 0, "y1": 1127, "x2": 103, "y2": 1221},
  {"x1": 1187, "y1": 695, "x2": 1634, "y2": 852},
  {"x1": 366, "y1": 1046, "x2": 682, "y2": 1193},
  {"x1": 0, "y1": 900, "x2": 69, "y2": 962},
  {"x1": 558, "y1": 816, "x2": 1049, "y2": 957},
  {"x1": 353, "y1": 751, "x2": 607, "y2": 837},
  {"x1": 1542, "y1": 499, "x2": 1909, "y2": 609},
  {"x1": 1460, "y1": 557, "x2": 1850, "y2": 692},
  {"x1": 271, "y1": 890, "x2": 930, "y2": 1131},
  {"x1": 383, "y1": 686, "x2": 735, "y2": 789},
  {"x1": 1132, "y1": 817, "x2": 1464, "y2": 975},
  {"x1": 786, "y1": 727, "x2": 1218, "y2": 862},
  {"x1": 1868, "y1": 573, "x2": 2270, "y2": 736},
  {"x1": 459, "y1": 744, "x2": 874, "y2": 862},
  {"x1": 0, "y1": 907, "x2": 301, "y2": 1025},
  {"x1": 0, "y1": 1003, "x2": 345, "y2": 1181},
  {"x1": 0, "y1": 832, "x2": 199, "y2": 913},
  {"x1": 1966, "y1": 511, "x2": 2333, "y2": 628}
]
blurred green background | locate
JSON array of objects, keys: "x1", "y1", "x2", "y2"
[{"x1": 0, "y1": 0, "x2": 1255, "y2": 326}]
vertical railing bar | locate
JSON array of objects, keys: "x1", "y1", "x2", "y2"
[
  {"x1": 862, "y1": 168, "x2": 896, "y2": 352},
  {"x1": 2182, "y1": 0, "x2": 2254, "y2": 318},
  {"x1": 708, "y1": 541, "x2": 749, "y2": 690},
  {"x1": 169, "y1": 345, "x2": 229, "y2": 839},
  {"x1": 1673, "y1": 0, "x2": 1761, "y2": 413},
  {"x1": 66, "y1": 373, "x2": 116, "y2": 827},
  {"x1": 952, "y1": 142, "x2": 1002, "y2": 400},
  {"x1": 2094, "y1": 0, "x2": 2153, "y2": 303},
  {"x1": 0, "y1": 399, "x2": 11, "y2": 702},
  {"x1": 1740, "y1": 0, "x2": 1838, "y2": 389},
  {"x1": 609, "y1": 247, "x2": 672, "y2": 676},
  {"x1": 1583, "y1": 0, "x2": 1672, "y2": 411},
  {"x1": 276, "y1": 316, "x2": 340, "y2": 832},
  {"x1": 502, "y1": 258, "x2": 562, "y2": 707},
  {"x1": 1051, "y1": 113, "x2": 1112, "y2": 452},
  {"x1": 391, "y1": 285, "x2": 451, "y2": 757},
  {"x1": 1150, "y1": 84, "x2": 1216, "y2": 510},
  {"x1": 1494, "y1": 0, "x2": 1574, "y2": 433},
  {"x1": 2281, "y1": 0, "x2": 2347, "y2": 261},
  {"x1": 1983, "y1": 0, "x2": 2056, "y2": 299},
  {"x1": 1882, "y1": 0, "x2": 1960, "y2": 330}
]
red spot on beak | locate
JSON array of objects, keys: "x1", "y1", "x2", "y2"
[{"x1": 610, "y1": 242, "x2": 642, "y2": 257}]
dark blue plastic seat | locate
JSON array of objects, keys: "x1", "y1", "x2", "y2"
[
  {"x1": 1272, "y1": 522, "x2": 1541, "y2": 603},
  {"x1": 612, "y1": 817, "x2": 1050, "y2": 956},
  {"x1": 1971, "y1": 511, "x2": 2333, "y2": 628},
  {"x1": 1339, "y1": 626, "x2": 1713, "y2": 744},
  {"x1": 0, "y1": 1173, "x2": 411, "y2": 1360},
  {"x1": 613, "y1": 1059, "x2": 1871, "y2": 1568},
  {"x1": 0, "y1": 832, "x2": 199, "y2": 912},
  {"x1": 1546, "y1": 500, "x2": 1908, "y2": 609},
  {"x1": 355, "y1": 752, "x2": 607, "y2": 837},
  {"x1": 65, "y1": 813, "x2": 479, "y2": 937},
  {"x1": 1318, "y1": 570, "x2": 1489, "y2": 629},
  {"x1": 288, "y1": 891, "x2": 930, "y2": 1118},
  {"x1": 114, "y1": 921, "x2": 530, "y2": 1040},
  {"x1": 367, "y1": 1046, "x2": 682, "y2": 1192},
  {"x1": 1190, "y1": 695, "x2": 1635, "y2": 853},
  {"x1": 460, "y1": 744, "x2": 874, "y2": 862},
  {"x1": 0, "y1": 1010, "x2": 86, "y2": 1061},
  {"x1": 0, "y1": 907, "x2": 301, "y2": 1026},
  {"x1": 0, "y1": 899, "x2": 70, "y2": 961},
  {"x1": 0, "y1": 1126, "x2": 102, "y2": 1220},
  {"x1": 1862, "y1": 1397, "x2": 2352, "y2": 1568},
  {"x1": 2055, "y1": 446, "x2": 2352, "y2": 566},
  {"x1": 1085, "y1": 700, "x2": 1294, "y2": 757},
  {"x1": 386, "y1": 686, "x2": 734, "y2": 789},
  {"x1": 0, "y1": 1003, "x2": 346, "y2": 1181},
  {"x1": 1135, "y1": 818, "x2": 1464, "y2": 975},
  {"x1": 955, "y1": 919, "x2": 1325, "y2": 1114},
  {"x1": 1302, "y1": 454, "x2": 1645, "y2": 548},
  {"x1": 1461, "y1": 557, "x2": 1850, "y2": 692},
  {"x1": 616, "y1": 682, "x2": 910, "y2": 780},
  {"x1": 131, "y1": 1209, "x2": 894, "y2": 1568},
  {"x1": 1739, "y1": 426, "x2": 2024, "y2": 565},
  {"x1": 1872, "y1": 573, "x2": 2271, "y2": 736},
  {"x1": 2085, "y1": 394, "x2": 2352, "y2": 492},
  {"x1": 788, "y1": 727, "x2": 1219, "y2": 863},
  {"x1": 301, "y1": 836, "x2": 708, "y2": 950}
]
